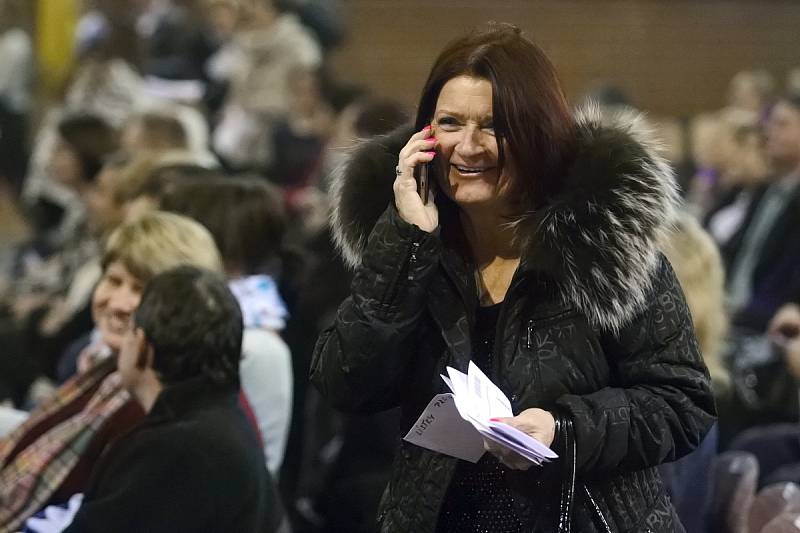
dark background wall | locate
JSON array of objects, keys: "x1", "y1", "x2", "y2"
[{"x1": 329, "y1": 0, "x2": 800, "y2": 116}]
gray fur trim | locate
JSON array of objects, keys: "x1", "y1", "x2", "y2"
[
  {"x1": 329, "y1": 103, "x2": 681, "y2": 332},
  {"x1": 329, "y1": 131, "x2": 407, "y2": 270},
  {"x1": 529, "y1": 104, "x2": 681, "y2": 332}
]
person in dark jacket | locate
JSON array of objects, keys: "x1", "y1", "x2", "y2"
[
  {"x1": 64, "y1": 266, "x2": 287, "y2": 533},
  {"x1": 720, "y1": 94, "x2": 800, "y2": 332},
  {"x1": 311, "y1": 23, "x2": 716, "y2": 532}
]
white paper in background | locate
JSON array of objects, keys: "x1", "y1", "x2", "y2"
[
  {"x1": 403, "y1": 393, "x2": 486, "y2": 463},
  {"x1": 24, "y1": 493, "x2": 84, "y2": 533}
]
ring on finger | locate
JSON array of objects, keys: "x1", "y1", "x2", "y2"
[{"x1": 395, "y1": 165, "x2": 403, "y2": 177}]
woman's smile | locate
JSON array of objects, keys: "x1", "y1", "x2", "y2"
[{"x1": 450, "y1": 163, "x2": 497, "y2": 177}]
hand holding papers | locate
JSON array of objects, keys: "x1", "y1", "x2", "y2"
[{"x1": 403, "y1": 361, "x2": 558, "y2": 465}]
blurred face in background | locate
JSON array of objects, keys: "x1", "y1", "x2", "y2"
[
  {"x1": 729, "y1": 77, "x2": 764, "y2": 114},
  {"x1": 765, "y1": 101, "x2": 800, "y2": 173},
  {"x1": 119, "y1": 121, "x2": 146, "y2": 156},
  {"x1": 92, "y1": 261, "x2": 144, "y2": 352},
  {"x1": 85, "y1": 165, "x2": 127, "y2": 235},
  {"x1": 726, "y1": 130, "x2": 769, "y2": 186},
  {"x1": 208, "y1": 2, "x2": 239, "y2": 39},
  {"x1": 50, "y1": 139, "x2": 84, "y2": 188}
]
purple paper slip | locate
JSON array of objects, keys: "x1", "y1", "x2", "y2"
[
  {"x1": 488, "y1": 421, "x2": 558, "y2": 459},
  {"x1": 475, "y1": 427, "x2": 544, "y2": 465}
]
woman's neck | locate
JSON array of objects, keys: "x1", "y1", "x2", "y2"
[
  {"x1": 459, "y1": 206, "x2": 520, "y2": 264},
  {"x1": 459, "y1": 207, "x2": 521, "y2": 306}
]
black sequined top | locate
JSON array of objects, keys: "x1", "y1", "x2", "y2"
[{"x1": 436, "y1": 303, "x2": 526, "y2": 533}]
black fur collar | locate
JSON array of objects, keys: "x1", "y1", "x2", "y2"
[{"x1": 329, "y1": 105, "x2": 680, "y2": 332}]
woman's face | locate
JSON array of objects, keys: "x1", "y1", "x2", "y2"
[
  {"x1": 432, "y1": 75, "x2": 514, "y2": 212},
  {"x1": 723, "y1": 131, "x2": 769, "y2": 186},
  {"x1": 92, "y1": 261, "x2": 144, "y2": 352},
  {"x1": 50, "y1": 139, "x2": 84, "y2": 188},
  {"x1": 85, "y1": 165, "x2": 126, "y2": 235}
]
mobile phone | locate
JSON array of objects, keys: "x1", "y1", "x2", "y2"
[{"x1": 414, "y1": 163, "x2": 430, "y2": 204}]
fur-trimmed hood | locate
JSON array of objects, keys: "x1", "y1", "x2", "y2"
[{"x1": 329, "y1": 105, "x2": 680, "y2": 332}]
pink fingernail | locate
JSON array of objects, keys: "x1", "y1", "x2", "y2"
[
  {"x1": 427, "y1": 137, "x2": 438, "y2": 142},
  {"x1": 490, "y1": 417, "x2": 501, "y2": 422},
  {"x1": 425, "y1": 151, "x2": 436, "y2": 155},
  {"x1": 423, "y1": 125, "x2": 432, "y2": 131}
]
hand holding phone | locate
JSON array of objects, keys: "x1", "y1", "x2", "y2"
[{"x1": 393, "y1": 125, "x2": 439, "y2": 233}]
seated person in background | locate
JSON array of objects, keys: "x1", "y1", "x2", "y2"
[
  {"x1": 158, "y1": 176, "x2": 294, "y2": 476},
  {"x1": 771, "y1": 301, "x2": 800, "y2": 377},
  {"x1": 0, "y1": 113, "x2": 119, "y2": 404},
  {"x1": 0, "y1": 212, "x2": 223, "y2": 532},
  {"x1": 721, "y1": 94, "x2": 800, "y2": 332},
  {"x1": 702, "y1": 108, "x2": 770, "y2": 244},
  {"x1": 119, "y1": 110, "x2": 189, "y2": 156},
  {"x1": 728, "y1": 298, "x2": 800, "y2": 488},
  {"x1": 63, "y1": 266, "x2": 286, "y2": 533},
  {"x1": 118, "y1": 108, "x2": 219, "y2": 169}
]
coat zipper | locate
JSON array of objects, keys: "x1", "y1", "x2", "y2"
[
  {"x1": 526, "y1": 319, "x2": 544, "y2": 397},
  {"x1": 526, "y1": 319, "x2": 533, "y2": 349},
  {"x1": 407, "y1": 242, "x2": 420, "y2": 280},
  {"x1": 584, "y1": 486, "x2": 612, "y2": 533}
]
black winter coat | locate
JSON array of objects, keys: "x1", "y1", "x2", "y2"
[
  {"x1": 311, "y1": 106, "x2": 717, "y2": 532},
  {"x1": 63, "y1": 377, "x2": 286, "y2": 533}
]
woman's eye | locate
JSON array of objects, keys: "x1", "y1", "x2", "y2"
[{"x1": 436, "y1": 117, "x2": 459, "y2": 130}]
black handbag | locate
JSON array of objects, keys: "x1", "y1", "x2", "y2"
[
  {"x1": 553, "y1": 412, "x2": 612, "y2": 533},
  {"x1": 553, "y1": 412, "x2": 576, "y2": 532},
  {"x1": 508, "y1": 411, "x2": 611, "y2": 532}
]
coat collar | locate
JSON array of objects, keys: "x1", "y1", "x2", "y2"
[
  {"x1": 329, "y1": 104, "x2": 680, "y2": 332},
  {"x1": 148, "y1": 376, "x2": 239, "y2": 423}
]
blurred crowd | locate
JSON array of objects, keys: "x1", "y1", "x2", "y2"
[{"x1": 0, "y1": 1, "x2": 799, "y2": 532}]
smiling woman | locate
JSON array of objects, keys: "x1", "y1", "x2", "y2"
[
  {"x1": 0, "y1": 212, "x2": 223, "y2": 532},
  {"x1": 315, "y1": 22, "x2": 716, "y2": 532},
  {"x1": 432, "y1": 76, "x2": 507, "y2": 210},
  {"x1": 89, "y1": 211, "x2": 222, "y2": 355}
]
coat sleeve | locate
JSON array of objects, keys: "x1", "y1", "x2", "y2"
[
  {"x1": 310, "y1": 206, "x2": 442, "y2": 413},
  {"x1": 554, "y1": 256, "x2": 717, "y2": 477}
]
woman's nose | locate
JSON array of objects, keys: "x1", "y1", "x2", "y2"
[
  {"x1": 108, "y1": 286, "x2": 139, "y2": 313},
  {"x1": 455, "y1": 126, "x2": 485, "y2": 157}
]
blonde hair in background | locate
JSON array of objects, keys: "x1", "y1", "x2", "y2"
[
  {"x1": 661, "y1": 214, "x2": 730, "y2": 394},
  {"x1": 102, "y1": 211, "x2": 223, "y2": 282}
]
